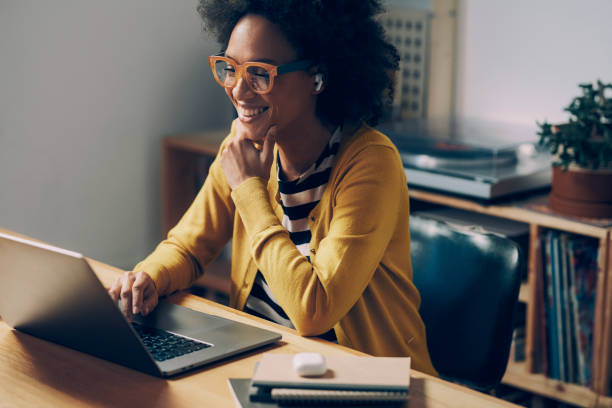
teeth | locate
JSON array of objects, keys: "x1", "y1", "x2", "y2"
[{"x1": 238, "y1": 107, "x2": 267, "y2": 117}]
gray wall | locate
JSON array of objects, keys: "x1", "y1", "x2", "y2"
[
  {"x1": 456, "y1": 0, "x2": 612, "y2": 125},
  {"x1": 0, "y1": 1, "x2": 232, "y2": 269},
  {"x1": 3, "y1": 0, "x2": 611, "y2": 270}
]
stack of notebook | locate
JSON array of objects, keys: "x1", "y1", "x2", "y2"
[{"x1": 228, "y1": 353, "x2": 411, "y2": 407}]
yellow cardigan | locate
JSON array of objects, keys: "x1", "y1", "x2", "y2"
[{"x1": 135, "y1": 121, "x2": 437, "y2": 376}]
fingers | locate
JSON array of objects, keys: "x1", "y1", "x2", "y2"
[
  {"x1": 233, "y1": 126, "x2": 249, "y2": 142},
  {"x1": 107, "y1": 271, "x2": 158, "y2": 321},
  {"x1": 262, "y1": 126, "x2": 277, "y2": 158},
  {"x1": 120, "y1": 272, "x2": 136, "y2": 322},
  {"x1": 132, "y1": 271, "x2": 157, "y2": 315},
  {"x1": 234, "y1": 132, "x2": 261, "y2": 150},
  {"x1": 108, "y1": 276, "x2": 122, "y2": 303},
  {"x1": 142, "y1": 283, "x2": 159, "y2": 316},
  {"x1": 232, "y1": 118, "x2": 273, "y2": 152},
  {"x1": 132, "y1": 272, "x2": 146, "y2": 315},
  {"x1": 220, "y1": 122, "x2": 277, "y2": 190}
]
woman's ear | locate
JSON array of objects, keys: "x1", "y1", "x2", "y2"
[{"x1": 314, "y1": 73, "x2": 324, "y2": 94}]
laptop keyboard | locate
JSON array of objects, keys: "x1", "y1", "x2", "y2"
[{"x1": 132, "y1": 322, "x2": 211, "y2": 362}]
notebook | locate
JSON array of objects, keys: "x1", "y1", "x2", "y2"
[
  {"x1": 0, "y1": 232, "x2": 281, "y2": 377},
  {"x1": 228, "y1": 378, "x2": 408, "y2": 407},
  {"x1": 252, "y1": 353, "x2": 411, "y2": 391},
  {"x1": 235, "y1": 353, "x2": 410, "y2": 406}
]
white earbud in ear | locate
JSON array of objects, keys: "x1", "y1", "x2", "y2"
[{"x1": 314, "y1": 74, "x2": 323, "y2": 92}]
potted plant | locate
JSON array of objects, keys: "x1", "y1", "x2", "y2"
[{"x1": 537, "y1": 80, "x2": 612, "y2": 218}]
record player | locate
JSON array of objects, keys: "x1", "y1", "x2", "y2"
[{"x1": 377, "y1": 117, "x2": 553, "y2": 200}]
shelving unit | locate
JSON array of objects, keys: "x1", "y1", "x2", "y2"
[
  {"x1": 162, "y1": 130, "x2": 231, "y2": 300},
  {"x1": 161, "y1": 130, "x2": 612, "y2": 407},
  {"x1": 503, "y1": 361, "x2": 602, "y2": 407},
  {"x1": 162, "y1": 129, "x2": 228, "y2": 236},
  {"x1": 409, "y1": 189, "x2": 612, "y2": 407}
]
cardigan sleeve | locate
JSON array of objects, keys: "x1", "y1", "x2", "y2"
[
  {"x1": 231, "y1": 142, "x2": 403, "y2": 336},
  {"x1": 133, "y1": 135, "x2": 235, "y2": 295}
]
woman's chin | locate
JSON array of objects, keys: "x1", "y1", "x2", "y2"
[{"x1": 236, "y1": 109, "x2": 275, "y2": 138}]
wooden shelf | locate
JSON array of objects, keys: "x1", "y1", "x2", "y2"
[
  {"x1": 162, "y1": 130, "x2": 227, "y2": 236},
  {"x1": 598, "y1": 394, "x2": 612, "y2": 408},
  {"x1": 409, "y1": 188, "x2": 610, "y2": 239},
  {"x1": 503, "y1": 361, "x2": 599, "y2": 407}
]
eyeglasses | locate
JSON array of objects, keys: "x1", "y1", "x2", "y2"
[{"x1": 208, "y1": 54, "x2": 313, "y2": 94}]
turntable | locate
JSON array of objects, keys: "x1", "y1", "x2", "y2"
[{"x1": 377, "y1": 118, "x2": 553, "y2": 200}]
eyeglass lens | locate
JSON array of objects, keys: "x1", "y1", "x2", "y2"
[{"x1": 214, "y1": 60, "x2": 271, "y2": 93}]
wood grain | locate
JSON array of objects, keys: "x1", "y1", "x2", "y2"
[{"x1": 0, "y1": 229, "x2": 519, "y2": 407}]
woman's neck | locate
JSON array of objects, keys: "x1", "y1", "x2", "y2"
[{"x1": 276, "y1": 118, "x2": 336, "y2": 181}]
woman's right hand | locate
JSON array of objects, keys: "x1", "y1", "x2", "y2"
[{"x1": 108, "y1": 271, "x2": 158, "y2": 322}]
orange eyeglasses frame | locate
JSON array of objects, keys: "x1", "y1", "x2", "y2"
[{"x1": 208, "y1": 54, "x2": 313, "y2": 95}]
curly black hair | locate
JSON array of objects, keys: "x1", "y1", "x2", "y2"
[{"x1": 197, "y1": 0, "x2": 399, "y2": 126}]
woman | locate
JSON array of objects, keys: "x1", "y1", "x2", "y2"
[{"x1": 109, "y1": 0, "x2": 437, "y2": 376}]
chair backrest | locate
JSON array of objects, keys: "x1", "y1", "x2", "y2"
[{"x1": 410, "y1": 214, "x2": 523, "y2": 392}]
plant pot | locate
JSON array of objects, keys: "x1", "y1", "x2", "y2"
[{"x1": 549, "y1": 165, "x2": 612, "y2": 218}]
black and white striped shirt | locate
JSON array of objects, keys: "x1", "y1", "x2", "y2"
[{"x1": 244, "y1": 128, "x2": 341, "y2": 341}]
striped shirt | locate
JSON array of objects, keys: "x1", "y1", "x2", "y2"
[{"x1": 244, "y1": 128, "x2": 341, "y2": 341}]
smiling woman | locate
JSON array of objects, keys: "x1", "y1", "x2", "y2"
[{"x1": 108, "y1": 0, "x2": 438, "y2": 376}]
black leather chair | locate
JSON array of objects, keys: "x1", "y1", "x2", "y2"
[{"x1": 410, "y1": 214, "x2": 524, "y2": 392}]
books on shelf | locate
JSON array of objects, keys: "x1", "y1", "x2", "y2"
[
  {"x1": 540, "y1": 230, "x2": 598, "y2": 386},
  {"x1": 569, "y1": 235, "x2": 598, "y2": 386},
  {"x1": 542, "y1": 230, "x2": 556, "y2": 378},
  {"x1": 228, "y1": 354, "x2": 411, "y2": 407}
]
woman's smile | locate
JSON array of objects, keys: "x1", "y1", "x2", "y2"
[{"x1": 235, "y1": 104, "x2": 269, "y2": 123}]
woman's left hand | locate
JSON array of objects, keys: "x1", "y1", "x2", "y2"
[{"x1": 220, "y1": 123, "x2": 277, "y2": 190}]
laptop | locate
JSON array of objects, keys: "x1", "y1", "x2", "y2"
[{"x1": 0, "y1": 232, "x2": 281, "y2": 377}]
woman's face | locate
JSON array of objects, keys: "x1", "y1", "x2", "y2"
[{"x1": 224, "y1": 14, "x2": 317, "y2": 140}]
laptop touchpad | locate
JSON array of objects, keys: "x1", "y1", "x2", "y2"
[{"x1": 135, "y1": 300, "x2": 228, "y2": 335}]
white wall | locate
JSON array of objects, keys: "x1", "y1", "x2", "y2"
[
  {"x1": 0, "y1": 1, "x2": 232, "y2": 269},
  {"x1": 455, "y1": 0, "x2": 612, "y2": 125}
]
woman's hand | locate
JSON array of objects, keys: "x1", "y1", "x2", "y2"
[
  {"x1": 220, "y1": 121, "x2": 277, "y2": 190},
  {"x1": 108, "y1": 271, "x2": 158, "y2": 322}
]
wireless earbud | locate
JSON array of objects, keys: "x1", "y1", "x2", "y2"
[{"x1": 314, "y1": 74, "x2": 323, "y2": 92}]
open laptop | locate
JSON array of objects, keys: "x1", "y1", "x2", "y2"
[{"x1": 0, "y1": 232, "x2": 281, "y2": 377}]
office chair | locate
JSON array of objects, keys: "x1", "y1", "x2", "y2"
[{"x1": 409, "y1": 214, "x2": 524, "y2": 392}]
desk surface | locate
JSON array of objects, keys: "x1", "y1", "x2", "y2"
[{"x1": 0, "y1": 231, "x2": 517, "y2": 407}]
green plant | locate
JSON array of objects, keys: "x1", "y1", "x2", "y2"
[{"x1": 537, "y1": 80, "x2": 612, "y2": 170}]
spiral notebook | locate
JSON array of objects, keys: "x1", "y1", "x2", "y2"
[{"x1": 228, "y1": 378, "x2": 408, "y2": 407}]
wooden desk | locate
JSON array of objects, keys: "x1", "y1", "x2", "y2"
[{"x1": 0, "y1": 231, "x2": 517, "y2": 407}]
